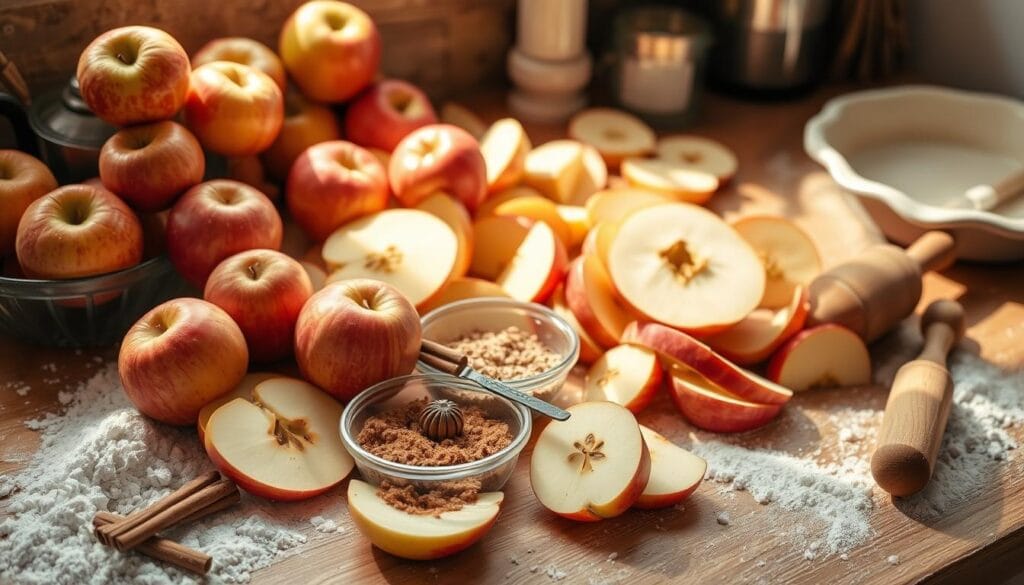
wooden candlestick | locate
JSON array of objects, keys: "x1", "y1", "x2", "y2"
[
  {"x1": 871, "y1": 299, "x2": 965, "y2": 497},
  {"x1": 806, "y1": 231, "x2": 956, "y2": 342}
]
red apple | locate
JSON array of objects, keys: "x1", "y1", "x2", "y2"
[
  {"x1": 262, "y1": 90, "x2": 341, "y2": 181},
  {"x1": 389, "y1": 124, "x2": 487, "y2": 211},
  {"x1": 192, "y1": 37, "x2": 286, "y2": 90},
  {"x1": 294, "y1": 279, "x2": 421, "y2": 402},
  {"x1": 184, "y1": 61, "x2": 284, "y2": 156},
  {"x1": 166, "y1": 179, "x2": 283, "y2": 287},
  {"x1": 77, "y1": 26, "x2": 190, "y2": 127},
  {"x1": 286, "y1": 140, "x2": 389, "y2": 241},
  {"x1": 345, "y1": 79, "x2": 438, "y2": 152},
  {"x1": 278, "y1": 0, "x2": 381, "y2": 103},
  {"x1": 15, "y1": 184, "x2": 142, "y2": 279},
  {"x1": 119, "y1": 298, "x2": 248, "y2": 425},
  {"x1": 766, "y1": 324, "x2": 872, "y2": 391},
  {"x1": 0, "y1": 150, "x2": 57, "y2": 256},
  {"x1": 99, "y1": 121, "x2": 205, "y2": 212},
  {"x1": 204, "y1": 249, "x2": 314, "y2": 363},
  {"x1": 669, "y1": 366, "x2": 783, "y2": 433}
]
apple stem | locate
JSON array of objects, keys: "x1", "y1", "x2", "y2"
[{"x1": 659, "y1": 240, "x2": 707, "y2": 285}]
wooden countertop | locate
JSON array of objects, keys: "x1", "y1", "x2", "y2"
[{"x1": 3, "y1": 87, "x2": 1023, "y2": 584}]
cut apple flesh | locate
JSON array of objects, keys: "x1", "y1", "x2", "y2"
[
  {"x1": 706, "y1": 286, "x2": 808, "y2": 366},
  {"x1": 584, "y1": 344, "x2": 662, "y2": 414},
  {"x1": 570, "y1": 142, "x2": 609, "y2": 205},
  {"x1": 767, "y1": 324, "x2": 872, "y2": 391},
  {"x1": 607, "y1": 203, "x2": 765, "y2": 334},
  {"x1": 490, "y1": 195, "x2": 573, "y2": 248},
  {"x1": 322, "y1": 208, "x2": 458, "y2": 308},
  {"x1": 197, "y1": 372, "x2": 278, "y2": 442},
  {"x1": 555, "y1": 204, "x2": 590, "y2": 247},
  {"x1": 530, "y1": 401, "x2": 650, "y2": 521},
  {"x1": 204, "y1": 377, "x2": 354, "y2": 501},
  {"x1": 669, "y1": 366, "x2": 783, "y2": 433},
  {"x1": 565, "y1": 254, "x2": 633, "y2": 348},
  {"x1": 477, "y1": 185, "x2": 542, "y2": 218},
  {"x1": 418, "y1": 277, "x2": 509, "y2": 314},
  {"x1": 481, "y1": 117, "x2": 530, "y2": 192},
  {"x1": 731, "y1": 215, "x2": 822, "y2": 309},
  {"x1": 471, "y1": 215, "x2": 565, "y2": 303},
  {"x1": 347, "y1": 479, "x2": 503, "y2": 560},
  {"x1": 621, "y1": 158, "x2": 719, "y2": 204},
  {"x1": 581, "y1": 220, "x2": 619, "y2": 268},
  {"x1": 635, "y1": 425, "x2": 706, "y2": 509},
  {"x1": 655, "y1": 135, "x2": 738, "y2": 183},
  {"x1": 414, "y1": 193, "x2": 473, "y2": 278},
  {"x1": 523, "y1": 139, "x2": 584, "y2": 203},
  {"x1": 585, "y1": 188, "x2": 671, "y2": 227},
  {"x1": 568, "y1": 108, "x2": 656, "y2": 167}
]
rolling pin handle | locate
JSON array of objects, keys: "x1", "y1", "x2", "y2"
[{"x1": 906, "y1": 231, "x2": 956, "y2": 274}]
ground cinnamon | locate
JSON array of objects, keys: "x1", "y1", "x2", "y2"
[{"x1": 445, "y1": 326, "x2": 561, "y2": 381}]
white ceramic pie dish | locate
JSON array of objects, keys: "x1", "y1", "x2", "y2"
[{"x1": 804, "y1": 85, "x2": 1024, "y2": 262}]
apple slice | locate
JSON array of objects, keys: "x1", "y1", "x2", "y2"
[
  {"x1": 621, "y1": 158, "x2": 719, "y2": 204},
  {"x1": 607, "y1": 203, "x2": 765, "y2": 334},
  {"x1": 476, "y1": 185, "x2": 543, "y2": 218},
  {"x1": 481, "y1": 117, "x2": 531, "y2": 193},
  {"x1": 440, "y1": 102, "x2": 488, "y2": 140},
  {"x1": 569, "y1": 141, "x2": 609, "y2": 205},
  {"x1": 635, "y1": 425, "x2": 706, "y2": 509},
  {"x1": 300, "y1": 260, "x2": 327, "y2": 291},
  {"x1": 204, "y1": 377, "x2": 354, "y2": 501},
  {"x1": 584, "y1": 344, "x2": 662, "y2": 413},
  {"x1": 706, "y1": 286, "x2": 809, "y2": 365},
  {"x1": 555, "y1": 204, "x2": 590, "y2": 248},
  {"x1": 470, "y1": 215, "x2": 566, "y2": 303},
  {"x1": 669, "y1": 366, "x2": 783, "y2": 432},
  {"x1": 655, "y1": 135, "x2": 738, "y2": 184},
  {"x1": 622, "y1": 321, "x2": 792, "y2": 405},
  {"x1": 564, "y1": 254, "x2": 633, "y2": 348},
  {"x1": 551, "y1": 285, "x2": 603, "y2": 365},
  {"x1": 418, "y1": 277, "x2": 510, "y2": 314},
  {"x1": 530, "y1": 401, "x2": 651, "y2": 521},
  {"x1": 585, "y1": 188, "x2": 671, "y2": 227},
  {"x1": 568, "y1": 108, "x2": 656, "y2": 169},
  {"x1": 322, "y1": 208, "x2": 458, "y2": 310},
  {"x1": 197, "y1": 372, "x2": 279, "y2": 442},
  {"x1": 347, "y1": 479, "x2": 503, "y2": 560},
  {"x1": 415, "y1": 193, "x2": 473, "y2": 278},
  {"x1": 490, "y1": 195, "x2": 572, "y2": 248},
  {"x1": 523, "y1": 139, "x2": 584, "y2": 203},
  {"x1": 580, "y1": 220, "x2": 619, "y2": 267},
  {"x1": 731, "y1": 215, "x2": 822, "y2": 309},
  {"x1": 767, "y1": 324, "x2": 872, "y2": 391}
]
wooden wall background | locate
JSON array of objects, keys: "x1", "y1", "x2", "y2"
[{"x1": 0, "y1": 0, "x2": 515, "y2": 99}]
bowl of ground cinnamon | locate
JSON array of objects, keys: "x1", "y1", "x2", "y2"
[{"x1": 417, "y1": 298, "x2": 580, "y2": 403}]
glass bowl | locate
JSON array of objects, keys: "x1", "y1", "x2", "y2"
[
  {"x1": 339, "y1": 373, "x2": 531, "y2": 492},
  {"x1": 417, "y1": 297, "x2": 580, "y2": 403},
  {"x1": 0, "y1": 256, "x2": 189, "y2": 347}
]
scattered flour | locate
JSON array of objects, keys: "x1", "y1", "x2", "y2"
[
  {"x1": 309, "y1": 515, "x2": 341, "y2": 534},
  {"x1": 715, "y1": 511, "x2": 731, "y2": 526},
  {"x1": 886, "y1": 555, "x2": 900, "y2": 566}
]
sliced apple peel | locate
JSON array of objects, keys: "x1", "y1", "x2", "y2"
[
  {"x1": 669, "y1": 366, "x2": 783, "y2": 433},
  {"x1": 635, "y1": 425, "x2": 706, "y2": 509}
]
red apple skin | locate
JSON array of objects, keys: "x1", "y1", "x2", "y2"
[
  {"x1": 526, "y1": 227, "x2": 568, "y2": 305},
  {"x1": 389, "y1": 124, "x2": 487, "y2": 211},
  {"x1": 294, "y1": 279, "x2": 421, "y2": 402},
  {"x1": 166, "y1": 180, "x2": 283, "y2": 288},
  {"x1": 15, "y1": 184, "x2": 143, "y2": 279},
  {"x1": 633, "y1": 481, "x2": 701, "y2": 510},
  {"x1": 203, "y1": 435, "x2": 337, "y2": 501},
  {"x1": 184, "y1": 61, "x2": 284, "y2": 157},
  {"x1": 286, "y1": 140, "x2": 389, "y2": 241},
  {"x1": 192, "y1": 37, "x2": 287, "y2": 90},
  {"x1": 119, "y1": 298, "x2": 248, "y2": 425},
  {"x1": 764, "y1": 323, "x2": 868, "y2": 385},
  {"x1": 226, "y1": 156, "x2": 279, "y2": 202},
  {"x1": 99, "y1": 121, "x2": 205, "y2": 212},
  {"x1": 551, "y1": 285, "x2": 604, "y2": 365},
  {"x1": 563, "y1": 256, "x2": 620, "y2": 349},
  {"x1": 668, "y1": 375, "x2": 782, "y2": 433},
  {"x1": 77, "y1": 26, "x2": 191, "y2": 127},
  {"x1": 345, "y1": 79, "x2": 438, "y2": 152},
  {"x1": 278, "y1": 0, "x2": 381, "y2": 103},
  {"x1": 262, "y1": 90, "x2": 341, "y2": 181},
  {"x1": 0, "y1": 150, "x2": 57, "y2": 256}
]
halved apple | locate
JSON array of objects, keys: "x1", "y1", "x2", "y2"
[
  {"x1": 620, "y1": 158, "x2": 719, "y2": 204},
  {"x1": 731, "y1": 215, "x2": 822, "y2": 309},
  {"x1": 348, "y1": 479, "x2": 503, "y2": 560},
  {"x1": 470, "y1": 215, "x2": 566, "y2": 303},
  {"x1": 669, "y1": 366, "x2": 783, "y2": 433},
  {"x1": 551, "y1": 285, "x2": 604, "y2": 365},
  {"x1": 197, "y1": 372, "x2": 278, "y2": 442},
  {"x1": 655, "y1": 135, "x2": 738, "y2": 184},
  {"x1": 706, "y1": 286, "x2": 809, "y2": 365},
  {"x1": 481, "y1": 117, "x2": 531, "y2": 193},
  {"x1": 622, "y1": 321, "x2": 792, "y2": 405},
  {"x1": 767, "y1": 324, "x2": 872, "y2": 391},
  {"x1": 584, "y1": 188, "x2": 671, "y2": 227},
  {"x1": 490, "y1": 195, "x2": 572, "y2": 248},
  {"x1": 568, "y1": 108, "x2": 656, "y2": 169},
  {"x1": 322, "y1": 208, "x2": 458, "y2": 310},
  {"x1": 564, "y1": 254, "x2": 634, "y2": 348},
  {"x1": 418, "y1": 277, "x2": 510, "y2": 314},
  {"x1": 584, "y1": 344, "x2": 662, "y2": 413},
  {"x1": 607, "y1": 203, "x2": 765, "y2": 334},
  {"x1": 414, "y1": 193, "x2": 473, "y2": 278},
  {"x1": 440, "y1": 102, "x2": 488, "y2": 140},
  {"x1": 530, "y1": 401, "x2": 651, "y2": 521},
  {"x1": 555, "y1": 204, "x2": 590, "y2": 248},
  {"x1": 204, "y1": 377, "x2": 354, "y2": 501},
  {"x1": 635, "y1": 425, "x2": 706, "y2": 509}
]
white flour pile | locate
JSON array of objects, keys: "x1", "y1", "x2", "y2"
[{"x1": 0, "y1": 363, "x2": 334, "y2": 585}]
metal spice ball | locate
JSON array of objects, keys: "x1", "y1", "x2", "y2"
[{"x1": 418, "y1": 399, "x2": 465, "y2": 441}]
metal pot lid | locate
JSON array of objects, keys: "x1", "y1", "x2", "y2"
[{"x1": 29, "y1": 76, "x2": 117, "y2": 149}]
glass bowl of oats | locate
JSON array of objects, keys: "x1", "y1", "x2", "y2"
[{"x1": 417, "y1": 298, "x2": 580, "y2": 403}]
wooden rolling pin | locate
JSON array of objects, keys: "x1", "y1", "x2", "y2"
[
  {"x1": 807, "y1": 231, "x2": 956, "y2": 342},
  {"x1": 871, "y1": 299, "x2": 965, "y2": 497}
]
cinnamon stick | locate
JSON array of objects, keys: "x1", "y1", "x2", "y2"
[
  {"x1": 113, "y1": 479, "x2": 239, "y2": 552},
  {"x1": 98, "y1": 470, "x2": 220, "y2": 545},
  {"x1": 94, "y1": 512, "x2": 212, "y2": 575}
]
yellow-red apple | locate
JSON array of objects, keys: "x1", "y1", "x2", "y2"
[
  {"x1": 262, "y1": 90, "x2": 341, "y2": 181},
  {"x1": 345, "y1": 79, "x2": 438, "y2": 152},
  {"x1": 706, "y1": 286, "x2": 809, "y2": 365},
  {"x1": 184, "y1": 61, "x2": 284, "y2": 156},
  {"x1": 634, "y1": 425, "x2": 705, "y2": 509},
  {"x1": 480, "y1": 117, "x2": 531, "y2": 193},
  {"x1": 669, "y1": 366, "x2": 783, "y2": 433},
  {"x1": 99, "y1": 121, "x2": 205, "y2": 212},
  {"x1": 564, "y1": 254, "x2": 633, "y2": 348},
  {"x1": 584, "y1": 344, "x2": 662, "y2": 414},
  {"x1": 766, "y1": 324, "x2": 872, "y2": 391},
  {"x1": 550, "y1": 285, "x2": 603, "y2": 365},
  {"x1": 192, "y1": 37, "x2": 286, "y2": 90},
  {"x1": 197, "y1": 372, "x2": 279, "y2": 442},
  {"x1": 0, "y1": 150, "x2": 57, "y2": 256},
  {"x1": 470, "y1": 215, "x2": 566, "y2": 303},
  {"x1": 389, "y1": 124, "x2": 487, "y2": 211}
]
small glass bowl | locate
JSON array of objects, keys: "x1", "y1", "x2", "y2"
[
  {"x1": 339, "y1": 373, "x2": 531, "y2": 492},
  {"x1": 417, "y1": 297, "x2": 580, "y2": 403}
]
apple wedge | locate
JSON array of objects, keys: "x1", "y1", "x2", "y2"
[
  {"x1": 440, "y1": 102, "x2": 488, "y2": 140},
  {"x1": 731, "y1": 215, "x2": 822, "y2": 309},
  {"x1": 635, "y1": 425, "x2": 706, "y2": 509},
  {"x1": 197, "y1": 372, "x2": 278, "y2": 442},
  {"x1": 570, "y1": 141, "x2": 609, "y2": 205},
  {"x1": 551, "y1": 285, "x2": 603, "y2": 365},
  {"x1": 767, "y1": 324, "x2": 872, "y2": 391},
  {"x1": 476, "y1": 185, "x2": 543, "y2": 218},
  {"x1": 490, "y1": 195, "x2": 572, "y2": 248},
  {"x1": 204, "y1": 377, "x2": 354, "y2": 501},
  {"x1": 584, "y1": 344, "x2": 662, "y2": 413},
  {"x1": 568, "y1": 108, "x2": 656, "y2": 169},
  {"x1": 414, "y1": 193, "x2": 473, "y2": 278},
  {"x1": 669, "y1": 366, "x2": 783, "y2": 433},
  {"x1": 621, "y1": 158, "x2": 719, "y2": 204},
  {"x1": 564, "y1": 254, "x2": 634, "y2": 348},
  {"x1": 584, "y1": 188, "x2": 671, "y2": 227},
  {"x1": 418, "y1": 277, "x2": 510, "y2": 314},
  {"x1": 555, "y1": 204, "x2": 590, "y2": 248},
  {"x1": 523, "y1": 139, "x2": 607, "y2": 204},
  {"x1": 347, "y1": 479, "x2": 503, "y2": 560},
  {"x1": 530, "y1": 401, "x2": 650, "y2": 521},
  {"x1": 622, "y1": 321, "x2": 792, "y2": 405},
  {"x1": 706, "y1": 286, "x2": 809, "y2": 365},
  {"x1": 322, "y1": 208, "x2": 458, "y2": 310},
  {"x1": 607, "y1": 203, "x2": 765, "y2": 334},
  {"x1": 655, "y1": 135, "x2": 738, "y2": 184},
  {"x1": 481, "y1": 117, "x2": 531, "y2": 193},
  {"x1": 470, "y1": 215, "x2": 566, "y2": 303}
]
